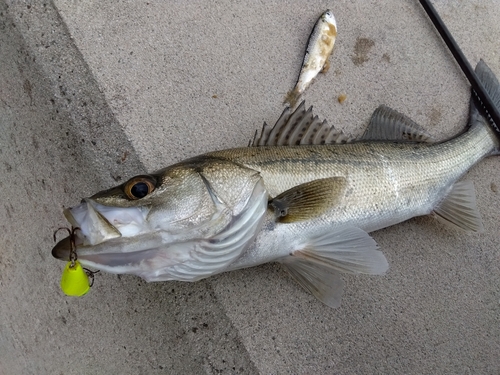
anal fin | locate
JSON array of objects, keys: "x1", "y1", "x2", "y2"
[
  {"x1": 433, "y1": 180, "x2": 484, "y2": 232},
  {"x1": 280, "y1": 226, "x2": 389, "y2": 308}
]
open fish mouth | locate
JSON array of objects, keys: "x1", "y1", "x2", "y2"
[{"x1": 52, "y1": 199, "x2": 150, "y2": 261}]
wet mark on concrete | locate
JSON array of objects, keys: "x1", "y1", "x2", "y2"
[
  {"x1": 491, "y1": 182, "x2": 498, "y2": 193},
  {"x1": 5, "y1": 203, "x2": 15, "y2": 219},
  {"x1": 23, "y1": 78, "x2": 33, "y2": 105},
  {"x1": 4, "y1": 162, "x2": 12, "y2": 172},
  {"x1": 429, "y1": 107, "x2": 442, "y2": 126},
  {"x1": 352, "y1": 37, "x2": 375, "y2": 66},
  {"x1": 32, "y1": 134, "x2": 39, "y2": 149}
]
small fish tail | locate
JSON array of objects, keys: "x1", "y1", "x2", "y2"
[{"x1": 284, "y1": 87, "x2": 301, "y2": 108}]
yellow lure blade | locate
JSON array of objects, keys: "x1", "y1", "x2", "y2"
[{"x1": 60, "y1": 260, "x2": 90, "y2": 297}]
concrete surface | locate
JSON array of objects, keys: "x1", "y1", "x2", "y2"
[{"x1": 1, "y1": 0, "x2": 499, "y2": 374}]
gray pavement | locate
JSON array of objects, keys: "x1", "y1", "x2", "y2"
[{"x1": 1, "y1": 0, "x2": 499, "y2": 374}]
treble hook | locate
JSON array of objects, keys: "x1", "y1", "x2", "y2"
[
  {"x1": 83, "y1": 268, "x2": 100, "y2": 287},
  {"x1": 53, "y1": 226, "x2": 80, "y2": 266}
]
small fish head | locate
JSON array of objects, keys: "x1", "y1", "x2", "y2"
[{"x1": 322, "y1": 9, "x2": 337, "y2": 28}]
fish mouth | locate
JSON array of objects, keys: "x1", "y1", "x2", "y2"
[{"x1": 52, "y1": 199, "x2": 150, "y2": 261}]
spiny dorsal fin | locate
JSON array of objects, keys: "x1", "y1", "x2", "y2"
[
  {"x1": 360, "y1": 105, "x2": 433, "y2": 142},
  {"x1": 251, "y1": 101, "x2": 351, "y2": 146},
  {"x1": 433, "y1": 180, "x2": 484, "y2": 233},
  {"x1": 269, "y1": 177, "x2": 347, "y2": 223}
]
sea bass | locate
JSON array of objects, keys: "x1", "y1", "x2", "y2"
[
  {"x1": 285, "y1": 9, "x2": 337, "y2": 108},
  {"x1": 53, "y1": 61, "x2": 500, "y2": 308}
]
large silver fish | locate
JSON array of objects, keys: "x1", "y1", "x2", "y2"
[{"x1": 53, "y1": 61, "x2": 500, "y2": 307}]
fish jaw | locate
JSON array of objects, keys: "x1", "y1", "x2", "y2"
[
  {"x1": 64, "y1": 199, "x2": 151, "y2": 245},
  {"x1": 52, "y1": 199, "x2": 152, "y2": 261}
]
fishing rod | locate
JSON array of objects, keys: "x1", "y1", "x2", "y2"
[{"x1": 418, "y1": 0, "x2": 500, "y2": 136}]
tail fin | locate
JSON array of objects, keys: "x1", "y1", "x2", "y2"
[
  {"x1": 284, "y1": 87, "x2": 301, "y2": 109},
  {"x1": 470, "y1": 60, "x2": 500, "y2": 153}
]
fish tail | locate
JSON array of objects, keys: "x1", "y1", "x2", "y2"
[
  {"x1": 427, "y1": 62, "x2": 500, "y2": 234},
  {"x1": 470, "y1": 60, "x2": 500, "y2": 154},
  {"x1": 284, "y1": 87, "x2": 301, "y2": 108}
]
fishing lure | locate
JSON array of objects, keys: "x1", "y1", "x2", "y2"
[{"x1": 53, "y1": 227, "x2": 95, "y2": 296}]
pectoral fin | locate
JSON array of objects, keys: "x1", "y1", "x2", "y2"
[
  {"x1": 433, "y1": 180, "x2": 484, "y2": 232},
  {"x1": 280, "y1": 226, "x2": 389, "y2": 308},
  {"x1": 269, "y1": 177, "x2": 347, "y2": 223}
]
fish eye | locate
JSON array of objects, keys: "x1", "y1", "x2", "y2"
[{"x1": 124, "y1": 175, "x2": 156, "y2": 200}]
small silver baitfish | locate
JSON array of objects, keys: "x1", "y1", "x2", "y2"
[
  {"x1": 285, "y1": 10, "x2": 337, "y2": 108},
  {"x1": 53, "y1": 61, "x2": 500, "y2": 308}
]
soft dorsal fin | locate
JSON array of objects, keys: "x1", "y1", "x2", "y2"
[
  {"x1": 360, "y1": 105, "x2": 433, "y2": 142},
  {"x1": 251, "y1": 101, "x2": 351, "y2": 146},
  {"x1": 269, "y1": 177, "x2": 347, "y2": 223}
]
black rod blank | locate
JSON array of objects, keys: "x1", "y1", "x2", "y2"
[{"x1": 418, "y1": 0, "x2": 500, "y2": 136}]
